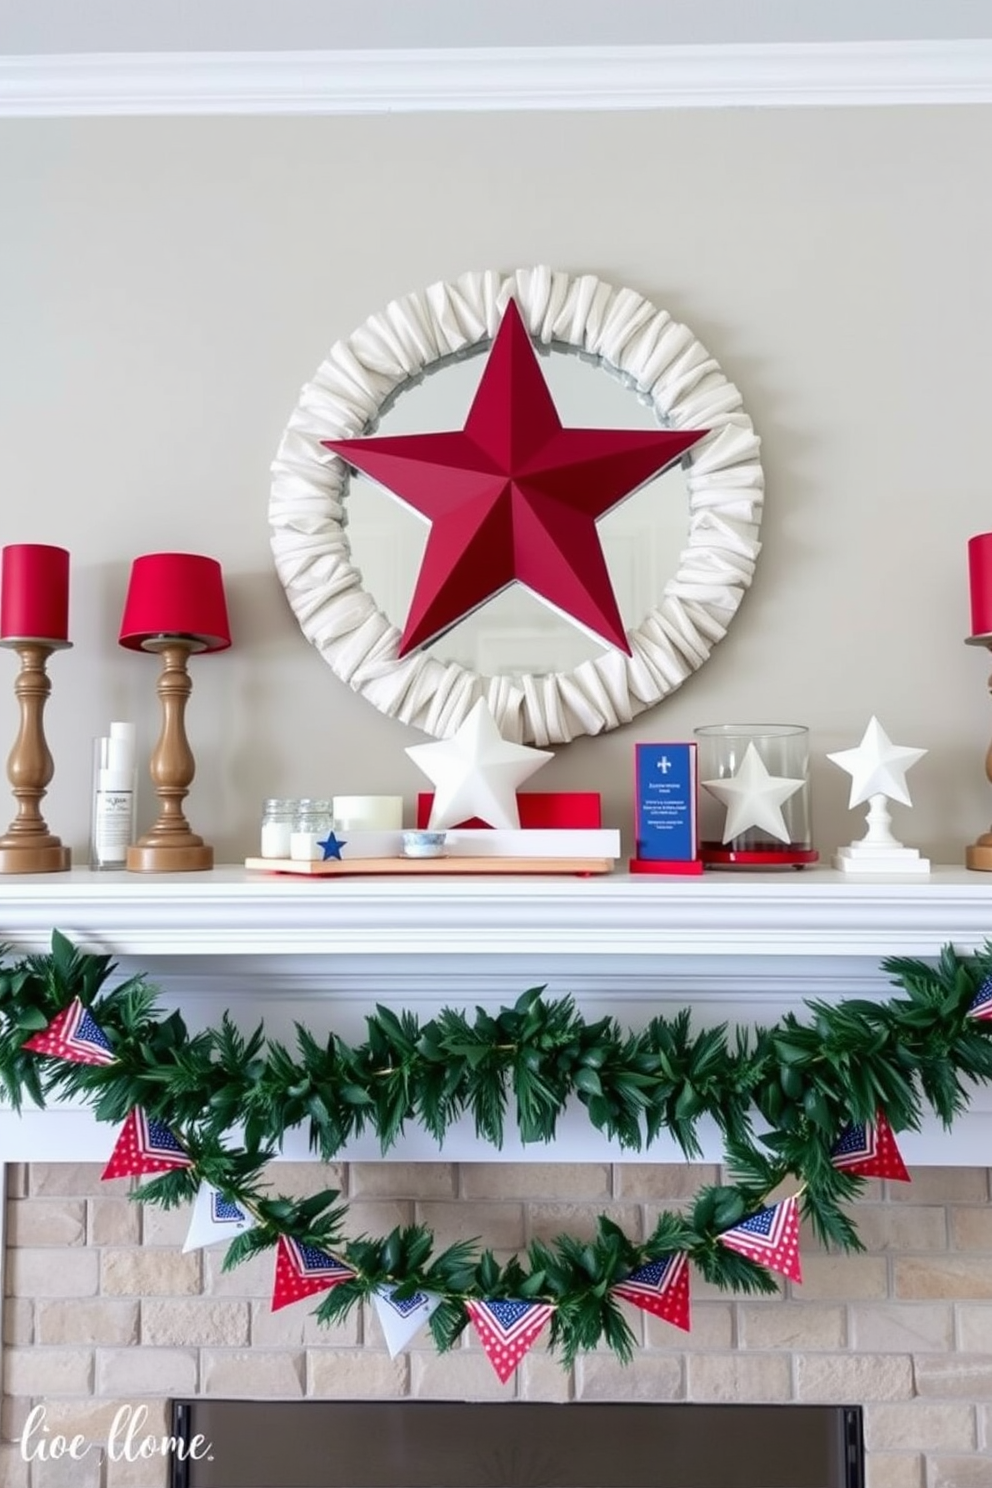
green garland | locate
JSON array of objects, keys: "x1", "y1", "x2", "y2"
[{"x1": 2, "y1": 931, "x2": 991, "y2": 1367}]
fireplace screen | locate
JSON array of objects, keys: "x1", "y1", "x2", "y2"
[{"x1": 169, "y1": 1400, "x2": 864, "y2": 1488}]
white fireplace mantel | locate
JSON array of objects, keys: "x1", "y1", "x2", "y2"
[{"x1": 1, "y1": 864, "x2": 991, "y2": 1164}]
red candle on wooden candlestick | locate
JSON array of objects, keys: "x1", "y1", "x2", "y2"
[
  {"x1": 968, "y1": 533, "x2": 992, "y2": 639},
  {"x1": 0, "y1": 544, "x2": 70, "y2": 642}
]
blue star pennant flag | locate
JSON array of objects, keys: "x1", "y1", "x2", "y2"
[
  {"x1": 22, "y1": 998, "x2": 115, "y2": 1067},
  {"x1": 271, "y1": 1235, "x2": 354, "y2": 1311},
  {"x1": 372, "y1": 1284, "x2": 442, "y2": 1357},
  {"x1": 102, "y1": 1108, "x2": 193, "y2": 1180},
  {"x1": 611, "y1": 1251, "x2": 690, "y2": 1332},
  {"x1": 831, "y1": 1109, "x2": 910, "y2": 1182},
  {"x1": 465, "y1": 1298, "x2": 555, "y2": 1383},
  {"x1": 183, "y1": 1180, "x2": 256, "y2": 1252},
  {"x1": 717, "y1": 1195, "x2": 802, "y2": 1283},
  {"x1": 968, "y1": 974, "x2": 992, "y2": 1022}
]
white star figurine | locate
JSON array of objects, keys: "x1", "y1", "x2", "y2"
[
  {"x1": 827, "y1": 717, "x2": 926, "y2": 808},
  {"x1": 406, "y1": 698, "x2": 553, "y2": 830},
  {"x1": 702, "y1": 742, "x2": 804, "y2": 845}
]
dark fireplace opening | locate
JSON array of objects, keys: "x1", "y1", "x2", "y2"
[{"x1": 169, "y1": 1400, "x2": 865, "y2": 1488}]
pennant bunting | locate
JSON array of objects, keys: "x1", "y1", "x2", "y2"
[
  {"x1": 102, "y1": 1108, "x2": 193, "y2": 1180},
  {"x1": 831, "y1": 1109, "x2": 910, "y2": 1182},
  {"x1": 182, "y1": 1180, "x2": 256, "y2": 1253},
  {"x1": 611, "y1": 1251, "x2": 691, "y2": 1332},
  {"x1": 271, "y1": 1236, "x2": 354, "y2": 1312},
  {"x1": 718, "y1": 1196, "x2": 802, "y2": 1284},
  {"x1": 465, "y1": 1298, "x2": 555, "y2": 1383},
  {"x1": 22, "y1": 998, "x2": 115, "y2": 1067},
  {"x1": 372, "y1": 1284, "x2": 442, "y2": 1358},
  {"x1": 968, "y1": 974, "x2": 992, "y2": 1022}
]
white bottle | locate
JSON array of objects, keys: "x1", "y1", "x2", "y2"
[{"x1": 90, "y1": 722, "x2": 137, "y2": 870}]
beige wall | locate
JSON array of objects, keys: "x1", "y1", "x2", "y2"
[
  {"x1": 3, "y1": 1162, "x2": 992, "y2": 1488},
  {"x1": 0, "y1": 107, "x2": 991, "y2": 862}
]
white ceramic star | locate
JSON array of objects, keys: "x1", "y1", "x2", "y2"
[
  {"x1": 702, "y1": 741, "x2": 804, "y2": 845},
  {"x1": 827, "y1": 717, "x2": 926, "y2": 808},
  {"x1": 405, "y1": 699, "x2": 553, "y2": 830}
]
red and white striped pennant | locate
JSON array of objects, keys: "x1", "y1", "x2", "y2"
[
  {"x1": 718, "y1": 1195, "x2": 802, "y2": 1284},
  {"x1": 271, "y1": 1236, "x2": 354, "y2": 1312},
  {"x1": 611, "y1": 1251, "x2": 690, "y2": 1332},
  {"x1": 23, "y1": 998, "x2": 115, "y2": 1067},
  {"x1": 968, "y1": 974, "x2": 992, "y2": 1022},
  {"x1": 465, "y1": 1298, "x2": 555, "y2": 1383},
  {"x1": 102, "y1": 1108, "x2": 193, "y2": 1180},
  {"x1": 831, "y1": 1109, "x2": 910, "y2": 1182}
]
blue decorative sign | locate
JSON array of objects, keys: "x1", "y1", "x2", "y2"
[{"x1": 635, "y1": 743, "x2": 697, "y2": 862}]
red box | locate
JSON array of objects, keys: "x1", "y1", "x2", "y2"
[{"x1": 416, "y1": 791, "x2": 601, "y2": 830}]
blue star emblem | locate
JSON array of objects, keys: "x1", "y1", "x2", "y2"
[{"x1": 316, "y1": 832, "x2": 347, "y2": 861}]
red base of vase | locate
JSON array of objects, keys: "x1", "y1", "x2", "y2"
[
  {"x1": 700, "y1": 844, "x2": 819, "y2": 868},
  {"x1": 629, "y1": 857, "x2": 704, "y2": 876}
]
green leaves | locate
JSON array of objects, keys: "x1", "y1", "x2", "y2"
[{"x1": 2, "y1": 932, "x2": 992, "y2": 1368}]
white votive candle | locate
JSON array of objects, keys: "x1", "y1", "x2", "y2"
[{"x1": 332, "y1": 795, "x2": 404, "y2": 831}]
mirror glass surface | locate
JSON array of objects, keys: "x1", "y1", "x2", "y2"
[{"x1": 343, "y1": 346, "x2": 689, "y2": 676}]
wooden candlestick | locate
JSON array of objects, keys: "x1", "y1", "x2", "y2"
[
  {"x1": 126, "y1": 637, "x2": 213, "y2": 873},
  {"x1": 0, "y1": 640, "x2": 71, "y2": 873},
  {"x1": 966, "y1": 641, "x2": 992, "y2": 870}
]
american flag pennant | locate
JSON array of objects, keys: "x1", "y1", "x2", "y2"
[
  {"x1": 718, "y1": 1195, "x2": 802, "y2": 1284},
  {"x1": 22, "y1": 998, "x2": 115, "y2": 1067},
  {"x1": 372, "y1": 1284, "x2": 442, "y2": 1358},
  {"x1": 465, "y1": 1298, "x2": 555, "y2": 1383},
  {"x1": 271, "y1": 1235, "x2": 354, "y2": 1312},
  {"x1": 968, "y1": 974, "x2": 992, "y2": 1022},
  {"x1": 182, "y1": 1180, "x2": 256, "y2": 1253},
  {"x1": 831, "y1": 1109, "x2": 910, "y2": 1182},
  {"x1": 102, "y1": 1107, "x2": 193, "y2": 1180},
  {"x1": 611, "y1": 1251, "x2": 691, "y2": 1332}
]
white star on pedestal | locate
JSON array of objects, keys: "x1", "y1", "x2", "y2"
[
  {"x1": 827, "y1": 717, "x2": 926, "y2": 808},
  {"x1": 702, "y1": 742, "x2": 804, "y2": 845},
  {"x1": 406, "y1": 698, "x2": 553, "y2": 830}
]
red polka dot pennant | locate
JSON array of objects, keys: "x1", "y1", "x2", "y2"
[
  {"x1": 465, "y1": 1297, "x2": 555, "y2": 1383},
  {"x1": 717, "y1": 1195, "x2": 802, "y2": 1284}
]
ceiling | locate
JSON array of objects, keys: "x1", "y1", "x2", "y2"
[{"x1": 3, "y1": 0, "x2": 991, "y2": 55}]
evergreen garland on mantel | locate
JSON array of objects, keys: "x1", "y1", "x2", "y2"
[{"x1": 1, "y1": 931, "x2": 991, "y2": 1368}]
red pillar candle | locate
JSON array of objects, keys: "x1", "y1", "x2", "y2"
[
  {"x1": 0, "y1": 544, "x2": 70, "y2": 642},
  {"x1": 969, "y1": 533, "x2": 992, "y2": 638}
]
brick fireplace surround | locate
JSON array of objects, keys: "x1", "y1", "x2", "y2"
[{"x1": 2, "y1": 871, "x2": 992, "y2": 1488}]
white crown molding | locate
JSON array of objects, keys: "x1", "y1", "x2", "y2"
[{"x1": 2, "y1": 39, "x2": 992, "y2": 117}]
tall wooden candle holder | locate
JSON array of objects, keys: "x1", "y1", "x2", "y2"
[
  {"x1": 965, "y1": 637, "x2": 992, "y2": 871},
  {"x1": 126, "y1": 637, "x2": 213, "y2": 873},
  {"x1": 0, "y1": 639, "x2": 71, "y2": 873}
]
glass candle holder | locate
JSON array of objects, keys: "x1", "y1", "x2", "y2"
[{"x1": 694, "y1": 724, "x2": 817, "y2": 868}]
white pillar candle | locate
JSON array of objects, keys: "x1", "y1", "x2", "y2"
[{"x1": 332, "y1": 795, "x2": 404, "y2": 831}]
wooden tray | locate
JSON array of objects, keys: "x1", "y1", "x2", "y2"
[{"x1": 245, "y1": 856, "x2": 615, "y2": 877}]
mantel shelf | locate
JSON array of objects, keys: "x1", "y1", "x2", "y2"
[
  {"x1": 0, "y1": 863, "x2": 989, "y2": 961},
  {"x1": 3, "y1": 865, "x2": 992, "y2": 1164}
]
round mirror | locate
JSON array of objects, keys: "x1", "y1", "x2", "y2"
[{"x1": 270, "y1": 268, "x2": 764, "y2": 744}]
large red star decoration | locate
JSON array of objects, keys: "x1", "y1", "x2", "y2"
[{"x1": 323, "y1": 299, "x2": 708, "y2": 657}]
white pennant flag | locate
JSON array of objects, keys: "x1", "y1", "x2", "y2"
[
  {"x1": 372, "y1": 1285, "x2": 442, "y2": 1358},
  {"x1": 182, "y1": 1181, "x2": 256, "y2": 1253}
]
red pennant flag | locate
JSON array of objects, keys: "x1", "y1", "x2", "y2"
[
  {"x1": 271, "y1": 1236, "x2": 354, "y2": 1312},
  {"x1": 102, "y1": 1108, "x2": 193, "y2": 1180},
  {"x1": 465, "y1": 1298, "x2": 555, "y2": 1383},
  {"x1": 611, "y1": 1251, "x2": 690, "y2": 1332},
  {"x1": 718, "y1": 1196, "x2": 802, "y2": 1284},
  {"x1": 968, "y1": 975, "x2": 992, "y2": 1021},
  {"x1": 831, "y1": 1109, "x2": 910, "y2": 1182},
  {"x1": 23, "y1": 998, "x2": 115, "y2": 1067}
]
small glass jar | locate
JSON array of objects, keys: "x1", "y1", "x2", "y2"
[
  {"x1": 259, "y1": 799, "x2": 297, "y2": 859},
  {"x1": 290, "y1": 799, "x2": 334, "y2": 861},
  {"x1": 694, "y1": 724, "x2": 816, "y2": 868}
]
